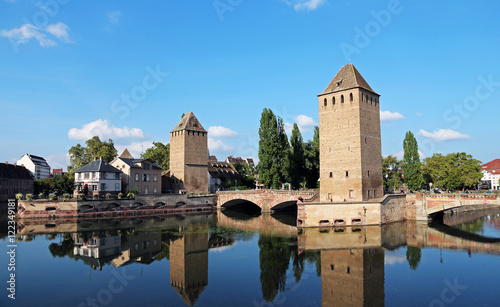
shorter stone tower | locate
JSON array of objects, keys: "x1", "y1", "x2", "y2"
[
  {"x1": 169, "y1": 112, "x2": 208, "y2": 194},
  {"x1": 318, "y1": 64, "x2": 383, "y2": 202}
]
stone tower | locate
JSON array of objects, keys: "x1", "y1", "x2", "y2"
[
  {"x1": 170, "y1": 112, "x2": 208, "y2": 194},
  {"x1": 318, "y1": 64, "x2": 383, "y2": 202}
]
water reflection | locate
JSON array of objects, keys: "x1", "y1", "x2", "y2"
[{"x1": 7, "y1": 208, "x2": 500, "y2": 306}]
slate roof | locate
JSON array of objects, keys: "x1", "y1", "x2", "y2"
[
  {"x1": 0, "y1": 163, "x2": 33, "y2": 180},
  {"x1": 24, "y1": 154, "x2": 50, "y2": 167},
  {"x1": 74, "y1": 159, "x2": 121, "y2": 173},
  {"x1": 119, "y1": 157, "x2": 162, "y2": 170},
  {"x1": 319, "y1": 64, "x2": 378, "y2": 96},
  {"x1": 171, "y1": 112, "x2": 207, "y2": 133},
  {"x1": 208, "y1": 161, "x2": 240, "y2": 179}
]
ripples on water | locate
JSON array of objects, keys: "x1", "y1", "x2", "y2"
[{"x1": 1, "y1": 206, "x2": 499, "y2": 306}]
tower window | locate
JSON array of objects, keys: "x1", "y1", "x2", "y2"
[
  {"x1": 324, "y1": 98, "x2": 327, "y2": 106},
  {"x1": 345, "y1": 171, "x2": 349, "y2": 178},
  {"x1": 347, "y1": 267, "x2": 351, "y2": 274},
  {"x1": 361, "y1": 94, "x2": 364, "y2": 102},
  {"x1": 341, "y1": 95, "x2": 344, "y2": 103},
  {"x1": 368, "y1": 190, "x2": 371, "y2": 198},
  {"x1": 371, "y1": 97, "x2": 373, "y2": 104},
  {"x1": 365, "y1": 138, "x2": 367, "y2": 144},
  {"x1": 332, "y1": 97, "x2": 335, "y2": 105},
  {"x1": 368, "y1": 170, "x2": 370, "y2": 177},
  {"x1": 329, "y1": 172, "x2": 333, "y2": 178},
  {"x1": 350, "y1": 93, "x2": 353, "y2": 101}
]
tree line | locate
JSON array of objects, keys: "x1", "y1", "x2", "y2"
[{"x1": 257, "y1": 108, "x2": 319, "y2": 190}]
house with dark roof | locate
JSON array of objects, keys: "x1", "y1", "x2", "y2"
[
  {"x1": 74, "y1": 158, "x2": 122, "y2": 197},
  {"x1": 17, "y1": 153, "x2": 51, "y2": 179},
  {"x1": 111, "y1": 149, "x2": 163, "y2": 195},
  {"x1": 208, "y1": 161, "x2": 241, "y2": 193},
  {"x1": 0, "y1": 162, "x2": 33, "y2": 202},
  {"x1": 481, "y1": 159, "x2": 500, "y2": 190}
]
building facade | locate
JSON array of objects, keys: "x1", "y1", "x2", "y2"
[
  {"x1": 111, "y1": 149, "x2": 163, "y2": 195},
  {"x1": 17, "y1": 153, "x2": 51, "y2": 179},
  {"x1": 0, "y1": 162, "x2": 33, "y2": 202},
  {"x1": 169, "y1": 112, "x2": 209, "y2": 194},
  {"x1": 208, "y1": 161, "x2": 240, "y2": 193},
  {"x1": 318, "y1": 64, "x2": 383, "y2": 202},
  {"x1": 481, "y1": 159, "x2": 500, "y2": 190},
  {"x1": 74, "y1": 158, "x2": 122, "y2": 197}
]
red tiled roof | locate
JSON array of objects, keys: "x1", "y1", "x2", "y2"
[{"x1": 482, "y1": 159, "x2": 500, "y2": 171}]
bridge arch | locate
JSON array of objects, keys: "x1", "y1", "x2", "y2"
[
  {"x1": 271, "y1": 200, "x2": 298, "y2": 212},
  {"x1": 221, "y1": 199, "x2": 262, "y2": 211}
]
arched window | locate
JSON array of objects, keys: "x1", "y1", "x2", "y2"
[
  {"x1": 370, "y1": 97, "x2": 373, "y2": 104},
  {"x1": 341, "y1": 95, "x2": 344, "y2": 103},
  {"x1": 350, "y1": 93, "x2": 353, "y2": 101},
  {"x1": 361, "y1": 94, "x2": 364, "y2": 102},
  {"x1": 332, "y1": 97, "x2": 335, "y2": 105},
  {"x1": 324, "y1": 98, "x2": 327, "y2": 106}
]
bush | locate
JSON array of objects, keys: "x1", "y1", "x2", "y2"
[
  {"x1": 118, "y1": 192, "x2": 124, "y2": 199},
  {"x1": 93, "y1": 194, "x2": 99, "y2": 200},
  {"x1": 127, "y1": 192, "x2": 135, "y2": 199},
  {"x1": 38, "y1": 192, "x2": 45, "y2": 199},
  {"x1": 105, "y1": 193, "x2": 111, "y2": 199},
  {"x1": 63, "y1": 193, "x2": 71, "y2": 199},
  {"x1": 26, "y1": 194, "x2": 33, "y2": 201},
  {"x1": 77, "y1": 194, "x2": 86, "y2": 200},
  {"x1": 15, "y1": 193, "x2": 23, "y2": 200},
  {"x1": 49, "y1": 193, "x2": 58, "y2": 201}
]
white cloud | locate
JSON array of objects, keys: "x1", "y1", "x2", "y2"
[
  {"x1": 208, "y1": 126, "x2": 238, "y2": 138},
  {"x1": 68, "y1": 119, "x2": 145, "y2": 141},
  {"x1": 285, "y1": 114, "x2": 317, "y2": 134},
  {"x1": 46, "y1": 22, "x2": 72, "y2": 43},
  {"x1": 45, "y1": 153, "x2": 70, "y2": 171},
  {"x1": 208, "y1": 138, "x2": 234, "y2": 152},
  {"x1": 0, "y1": 22, "x2": 72, "y2": 47},
  {"x1": 115, "y1": 141, "x2": 154, "y2": 159},
  {"x1": 416, "y1": 112, "x2": 423, "y2": 116},
  {"x1": 380, "y1": 110, "x2": 405, "y2": 122},
  {"x1": 210, "y1": 242, "x2": 238, "y2": 253},
  {"x1": 108, "y1": 11, "x2": 121, "y2": 25},
  {"x1": 393, "y1": 150, "x2": 427, "y2": 160},
  {"x1": 284, "y1": 0, "x2": 326, "y2": 11},
  {"x1": 418, "y1": 129, "x2": 471, "y2": 142},
  {"x1": 385, "y1": 254, "x2": 406, "y2": 265}
]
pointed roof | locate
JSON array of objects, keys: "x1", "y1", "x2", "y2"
[
  {"x1": 74, "y1": 159, "x2": 121, "y2": 173},
  {"x1": 319, "y1": 64, "x2": 378, "y2": 96},
  {"x1": 171, "y1": 112, "x2": 207, "y2": 133},
  {"x1": 120, "y1": 149, "x2": 134, "y2": 159}
]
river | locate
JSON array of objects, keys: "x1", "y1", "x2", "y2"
[{"x1": 1, "y1": 207, "x2": 499, "y2": 306}]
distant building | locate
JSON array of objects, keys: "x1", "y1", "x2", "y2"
[
  {"x1": 209, "y1": 155, "x2": 218, "y2": 162},
  {"x1": 225, "y1": 156, "x2": 255, "y2": 168},
  {"x1": 208, "y1": 161, "x2": 241, "y2": 193},
  {"x1": 17, "y1": 153, "x2": 51, "y2": 179},
  {"x1": 169, "y1": 112, "x2": 209, "y2": 194},
  {"x1": 111, "y1": 149, "x2": 163, "y2": 195},
  {"x1": 74, "y1": 158, "x2": 122, "y2": 197},
  {"x1": 52, "y1": 169, "x2": 64, "y2": 176},
  {"x1": 481, "y1": 159, "x2": 500, "y2": 190},
  {"x1": 0, "y1": 162, "x2": 33, "y2": 202}
]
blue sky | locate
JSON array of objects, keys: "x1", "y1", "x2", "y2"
[{"x1": 1, "y1": 0, "x2": 499, "y2": 171}]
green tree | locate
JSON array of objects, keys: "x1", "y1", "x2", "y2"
[
  {"x1": 406, "y1": 246, "x2": 422, "y2": 270},
  {"x1": 383, "y1": 155, "x2": 403, "y2": 192},
  {"x1": 233, "y1": 162, "x2": 256, "y2": 189},
  {"x1": 403, "y1": 131, "x2": 424, "y2": 191},
  {"x1": 34, "y1": 173, "x2": 75, "y2": 195},
  {"x1": 68, "y1": 136, "x2": 118, "y2": 172},
  {"x1": 258, "y1": 109, "x2": 289, "y2": 189},
  {"x1": 287, "y1": 123, "x2": 305, "y2": 190},
  {"x1": 303, "y1": 126, "x2": 320, "y2": 189},
  {"x1": 423, "y1": 152, "x2": 482, "y2": 191},
  {"x1": 141, "y1": 142, "x2": 170, "y2": 170}
]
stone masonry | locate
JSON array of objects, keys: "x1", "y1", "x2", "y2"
[{"x1": 318, "y1": 64, "x2": 383, "y2": 202}]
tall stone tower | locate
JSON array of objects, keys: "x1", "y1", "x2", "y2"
[
  {"x1": 170, "y1": 112, "x2": 208, "y2": 194},
  {"x1": 318, "y1": 64, "x2": 383, "y2": 202}
]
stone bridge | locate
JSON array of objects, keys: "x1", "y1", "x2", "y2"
[
  {"x1": 406, "y1": 193, "x2": 500, "y2": 221},
  {"x1": 217, "y1": 189, "x2": 318, "y2": 213}
]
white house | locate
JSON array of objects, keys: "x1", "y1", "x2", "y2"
[
  {"x1": 17, "y1": 153, "x2": 51, "y2": 179},
  {"x1": 74, "y1": 158, "x2": 122, "y2": 197},
  {"x1": 481, "y1": 159, "x2": 500, "y2": 190}
]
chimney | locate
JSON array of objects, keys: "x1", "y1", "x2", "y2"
[{"x1": 5, "y1": 161, "x2": 8, "y2": 165}]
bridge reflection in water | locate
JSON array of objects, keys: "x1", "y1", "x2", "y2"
[{"x1": 14, "y1": 209, "x2": 500, "y2": 306}]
